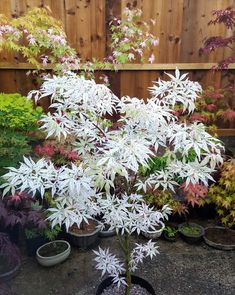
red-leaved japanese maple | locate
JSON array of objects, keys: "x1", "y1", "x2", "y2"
[
  {"x1": 0, "y1": 192, "x2": 47, "y2": 229},
  {"x1": 200, "y1": 6, "x2": 235, "y2": 70}
]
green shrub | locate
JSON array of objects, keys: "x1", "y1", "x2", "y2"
[
  {"x1": 0, "y1": 130, "x2": 31, "y2": 176},
  {"x1": 0, "y1": 93, "x2": 42, "y2": 131},
  {"x1": 0, "y1": 93, "x2": 43, "y2": 176}
]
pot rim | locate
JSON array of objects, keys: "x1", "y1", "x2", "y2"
[
  {"x1": 96, "y1": 274, "x2": 155, "y2": 295},
  {"x1": 205, "y1": 226, "x2": 235, "y2": 232},
  {"x1": 68, "y1": 226, "x2": 100, "y2": 237},
  {"x1": 100, "y1": 227, "x2": 116, "y2": 233},
  {"x1": 0, "y1": 255, "x2": 21, "y2": 280},
  {"x1": 163, "y1": 231, "x2": 178, "y2": 240},
  {"x1": 204, "y1": 226, "x2": 235, "y2": 248},
  {"x1": 178, "y1": 222, "x2": 205, "y2": 237},
  {"x1": 36, "y1": 240, "x2": 70, "y2": 259}
]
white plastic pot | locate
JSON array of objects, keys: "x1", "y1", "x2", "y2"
[
  {"x1": 141, "y1": 225, "x2": 164, "y2": 239},
  {"x1": 36, "y1": 240, "x2": 71, "y2": 267}
]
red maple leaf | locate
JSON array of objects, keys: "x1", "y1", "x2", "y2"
[
  {"x1": 205, "y1": 104, "x2": 217, "y2": 112},
  {"x1": 190, "y1": 113, "x2": 209, "y2": 123},
  {"x1": 220, "y1": 110, "x2": 235, "y2": 121},
  {"x1": 181, "y1": 183, "x2": 208, "y2": 207}
]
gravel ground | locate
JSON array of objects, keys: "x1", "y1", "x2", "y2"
[
  {"x1": 2, "y1": 219, "x2": 235, "y2": 295},
  {"x1": 101, "y1": 284, "x2": 151, "y2": 295}
]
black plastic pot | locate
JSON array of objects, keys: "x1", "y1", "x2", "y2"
[
  {"x1": 99, "y1": 227, "x2": 116, "y2": 238},
  {"x1": 0, "y1": 256, "x2": 21, "y2": 283},
  {"x1": 178, "y1": 222, "x2": 204, "y2": 244},
  {"x1": 163, "y1": 231, "x2": 178, "y2": 242},
  {"x1": 25, "y1": 236, "x2": 48, "y2": 256},
  {"x1": 96, "y1": 275, "x2": 155, "y2": 295},
  {"x1": 67, "y1": 227, "x2": 100, "y2": 249}
]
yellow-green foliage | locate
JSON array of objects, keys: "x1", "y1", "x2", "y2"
[
  {"x1": 144, "y1": 191, "x2": 188, "y2": 216},
  {"x1": 0, "y1": 93, "x2": 42, "y2": 131},
  {"x1": 208, "y1": 161, "x2": 235, "y2": 228},
  {"x1": 0, "y1": 93, "x2": 42, "y2": 176},
  {"x1": 0, "y1": 8, "x2": 76, "y2": 72}
]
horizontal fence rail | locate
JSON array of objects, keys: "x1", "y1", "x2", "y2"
[
  {"x1": 0, "y1": 62, "x2": 235, "y2": 70},
  {"x1": 0, "y1": 0, "x2": 234, "y2": 135}
]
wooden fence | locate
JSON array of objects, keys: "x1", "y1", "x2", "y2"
[{"x1": 0, "y1": 0, "x2": 234, "y2": 133}]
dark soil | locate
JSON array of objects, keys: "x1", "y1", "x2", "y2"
[
  {"x1": 69, "y1": 220, "x2": 97, "y2": 235},
  {"x1": 101, "y1": 283, "x2": 151, "y2": 295},
  {"x1": 205, "y1": 228, "x2": 235, "y2": 244},
  {"x1": 38, "y1": 242, "x2": 68, "y2": 257}
]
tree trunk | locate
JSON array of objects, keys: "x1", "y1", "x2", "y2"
[{"x1": 124, "y1": 233, "x2": 131, "y2": 295}]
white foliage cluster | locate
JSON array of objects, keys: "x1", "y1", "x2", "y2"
[
  {"x1": 94, "y1": 239, "x2": 159, "y2": 286},
  {"x1": 130, "y1": 240, "x2": 159, "y2": 271},
  {"x1": 98, "y1": 194, "x2": 171, "y2": 235},
  {"x1": 1, "y1": 157, "x2": 56, "y2": 197},
  {"x1": 1, "y1": 69, "x2": 224, "y2": 287},
  {"x1": 93, "y1": 194, "x2": 170, "y2": 285},
  {"x1": 149, "y1": 68, "x2": 202, "y2": 113},
  {"x1": 93, "y1": 247, "x2": 126, "y2": 287},
  {"x1": 1, "y1": 158, "x2": 99, "y2": 231},
  {"x1": 28, "y1": 72, "x2": 119, "y2": 142},
  {"x1": 2, "y1": 69, "x2": 224, "y2": 227}
]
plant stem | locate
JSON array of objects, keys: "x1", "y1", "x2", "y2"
[
  {"x1": 117, "y1": 234, "x2": 126, "y2": 253},
  {"x1": 82, "y1": 113, "x2": 107, "y2": 138},
  {"x1": 81, "y1": 220, "x2": 85, "y2": 231},
  {"x1": 124, "y1": 232, "x2": 131, "y2": 295}
]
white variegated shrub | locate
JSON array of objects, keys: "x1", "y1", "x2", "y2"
[{"x1": 1, "y1": 69, "x2": 224, "y2": 291}]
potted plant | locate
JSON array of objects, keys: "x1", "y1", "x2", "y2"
[
  {"x1": 94, "y1": 195, "x2": 171, "y2": 295},
  {"x1": 24, "y1": 201, "x2": 62, "y2": 257},
  {"x1": 99, "y1": 223, "x2": 116, "y2": 238},
  {"x1": 36, "y1": 239, "x2": 71, "y2": 267},
  {"x1": 163, "y1": 226, "x2": 178, "y2": 242},
  {"x1": 178, "y1": 222, "x2": 205, "y2": 244},
  {"x1": 25, "y1": 223, "x2": 62, "y2": 256},
  {"x1": 203, "y1": 160, "x2": 235, "y2": 250},
  {"x1": 67, "y1": 219, "x2": 101, "y2": 249},
  {"x1": 141, "y1": 223, "x2": 164, "y2": 240},
  {"x1": 0, "y1": 233, "x2": 21, "y2": 282},
  {"x1": 1, "y1": 69, "x2": 224, "y2": 293}
]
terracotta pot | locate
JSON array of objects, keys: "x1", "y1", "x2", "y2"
[
  {"x1": 36, "y1": 240, "x2": 71, "y2": 267},
  {"x1": 96, "y1": 275, "x2": 156, "y2": 295}
]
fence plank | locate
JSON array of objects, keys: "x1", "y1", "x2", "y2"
[
  {"x1": 90, "y1": 0, "x2": 106, "y2": 60},
  {"x1": 75, "y1": 0, "x2": 92, "y2": 60}
]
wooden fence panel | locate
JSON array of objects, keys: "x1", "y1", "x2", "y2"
[
  {"x1": 1, "y1": 0, "x2": 234, "y2": 64},
  {"x1": 0, "y1": 0, "x2": 234, "y2": 132}
]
